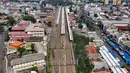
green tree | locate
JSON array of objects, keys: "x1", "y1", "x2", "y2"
[
  {"x1": 23, "y1": 15, "x2": 36, "y2": 23},
  {"x1": 121, "y1": 0, "x2": 124, "y2": 3},
  {"x1": 7, "y1": 16, "x2": 16, "y2": 26},
  {"x1": 31, "y1": 44, "x2": 37, "y2": 53},
  {"x1": 47, "y1": 22, "x2": 52, "y2": 27},
  {"x1": 78, "y1": 23, "x2": 83, "y2": 29},
  {"x1": 5, "y1": 35, "x2": 10, "y2": 42},
  {"x1": 32, "y1": 66, "x2": 38, "y2": 72},
  {"x1": 94, "y1": 14, "x2": 98, "y2": 18},
  {"x1": 17, "y1": 48, "x2": 25, "y2": 57},
  {"x1": 69, "y1": 5, "x2": 73, "y2": 12},
  {"x1": 121, "y1": 64, "x2": 126, "y2": 68},
  {"x1": 73, "y1": 32, "x2": 93, "y2": 73}
]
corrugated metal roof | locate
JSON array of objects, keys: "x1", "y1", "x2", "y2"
[{"x1": 11, "y1": 53, "x2": 45, "y2": 66}]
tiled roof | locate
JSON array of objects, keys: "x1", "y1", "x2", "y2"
[
  {"x1": 9, "y1": 37, "x2": 30, "y2": 41},
  {"x1": 8, "y1": 41, "x2": 24, "y2": 49},
  {"x1": 93, "y1": 67, "x2": 109, "y2": 72},
  {"x1": 87, "y1": 45, "x2": 97, "y2": 54},
  {"x1": 90, "y1": 58, "x2": 102, "y2": 62}
]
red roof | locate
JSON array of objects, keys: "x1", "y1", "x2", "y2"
[
  {"x1": 17, "y1": 24, "x2": 29, "y2": 27},
  {"x1": 9, "y1": 37, "x2": 30, "y2": 41},
  {"x1": 8, "y1": 32, "x2": 26, "y2": 35},
  {"x1": 11, "y1": 34, "x2": 32, "y2": 37},
  {"x1": 11, "y1": 24, "x2": 29, "y2": 31},
  {"x1": 93, "y1": 67, "x2": 109, "y2": 72},
  {"x1": 86, "y1": 45, "x2": 97, "y2": 54},
  {"x1": 90, "y1": 58, "x2": 102, "y2": 62},
  {"x1": 12, "y1": 27, "x2": 26, "y2": 31},
  {"x1": 117, "y1": 26, "x2": 130, "y2": 31}
]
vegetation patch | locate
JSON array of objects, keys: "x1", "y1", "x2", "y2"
[
  {"x1": 73, "y1": 32, "x2": 93, "y2": 73},
  {"x1": 23, "y1": 15, "x2": 36, "y2": 23},
  {"x1": 46, "y1": 40, "x2": 52, "y2": 73}
]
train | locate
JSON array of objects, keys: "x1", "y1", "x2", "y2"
[
  {"x1": 106, "y1": 38, "x2": 130, "y2": 65},
  {"x1": 60, "y1": 7, "x2": 73, "y2": 41}
]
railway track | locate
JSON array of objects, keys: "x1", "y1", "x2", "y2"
[{"x1": 50, "y1": 6, "x2": 76, "y2": 73}]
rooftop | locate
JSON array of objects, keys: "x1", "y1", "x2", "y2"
[
  {"x1": 92, "y1": 67, "x2": 110, "y2": 73},
  {"x1": 86, "y1": 45, "x2": 97, "y2": 54},
  {"x1": 8, "y1": 32, "x2": 26, "y2": 35},
  {"x1": 11, "y1": 53, "x2": 45, "y2": 66},
  {"x1": 19, "y1": 20, "x2": 30, "y2": 24},
  {"x1": 25, "y1": 24, "x2": 44, "y2": 32},
  {"x1": 8, "y1": 41, "x2": 24, "y2": 49},
  {"x1": 9, "y1": 37, "x2": 30, "y2": 42},
  {"x1": 11, "y1": 23, "x2": 29, "y2": 31},
  {"x1": 11, "y1": 33, "x2": 32, "y2": 37},
  {"x1": 33, "y1": 42, "x2": 47, "y2": 56},
  {"x1": 12, "y1": 27, "x2": 26, "y2": 31},
  {"x1": 87, "y1": 45, "x2": 110, "y2": 73},
  {"x1": 7, "y1": 53, "x2": 19, "y2": 66}
]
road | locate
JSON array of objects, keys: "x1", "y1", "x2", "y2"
[
  {"x1": 50, "y1": 6, "x2": 76, "y2": 73},
  {"x1": 0, "y1": 27, "x2": 6, "y2": 73}
]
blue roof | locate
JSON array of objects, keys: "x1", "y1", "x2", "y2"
[
  {"x1": 104, "y1": 45, "x2": 111, "y2": 51},
  {"x1": 118, "y1": 50, "x2": 125, "y2": 56},
  {"x1": 123, "y1": 52, "x2": 130, "y2": 62},
  {"x1": 112, "y1": 45, "x2": 118, "y2": 49},
  {"x1": 111, "y1": 52, "x2": 116, "y2": 58},
  {"x1": 118, "y1": 61, "x2": 123, "y2": 67}
]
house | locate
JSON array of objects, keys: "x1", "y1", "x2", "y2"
[
  {"x1": 86, "y1": 45, "x2": 101, "y2": 58},
  {"x1": 9, "y1": 22, "x2": 32, "y2": 42},
  {"x1": 10, "y1": 33, "x2": 32, "y2": 38},
  {"x1": 86, "y1": 45, "x2": 110, "y2": 73},
  {"x1": 8, "y1": 32, "x2": 26, "y2": 36},
  {"x1": 7, "y1": 41, "x2": 24, "y2": 54},
  {"x1": 35, "y1": 12, "x2": 47, "y2": 18},
  {"x1": 9, "y1": 37, "x2": 31, "y2": 43},
  {"x1": 27, "y1": 37, "x2": 43, "y2": 42},
  {"x1": 9, "y1": 33, "x2": 32, "y2": 43},
  {"x1": 11, "y1": 23, "x2": 29, "y2": 31},
  {"x1": 8, "y1": 41, "x2": 24, "y2": 49},
  {"x1": 11, "y1": 53, "x2": 46, "y2": 72},
  {"x1": 113, "y1": 23, "x2": 130, "y2": 31},
  {"x1": 87, "y1": 45, "x2": 97, "y2": 54},
  {"x1": 19, "y1": 20, "x2": 31, "y2": 25},
  {"x1": 25, "y1": 24, "x2": 44, "y2": 37}
]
